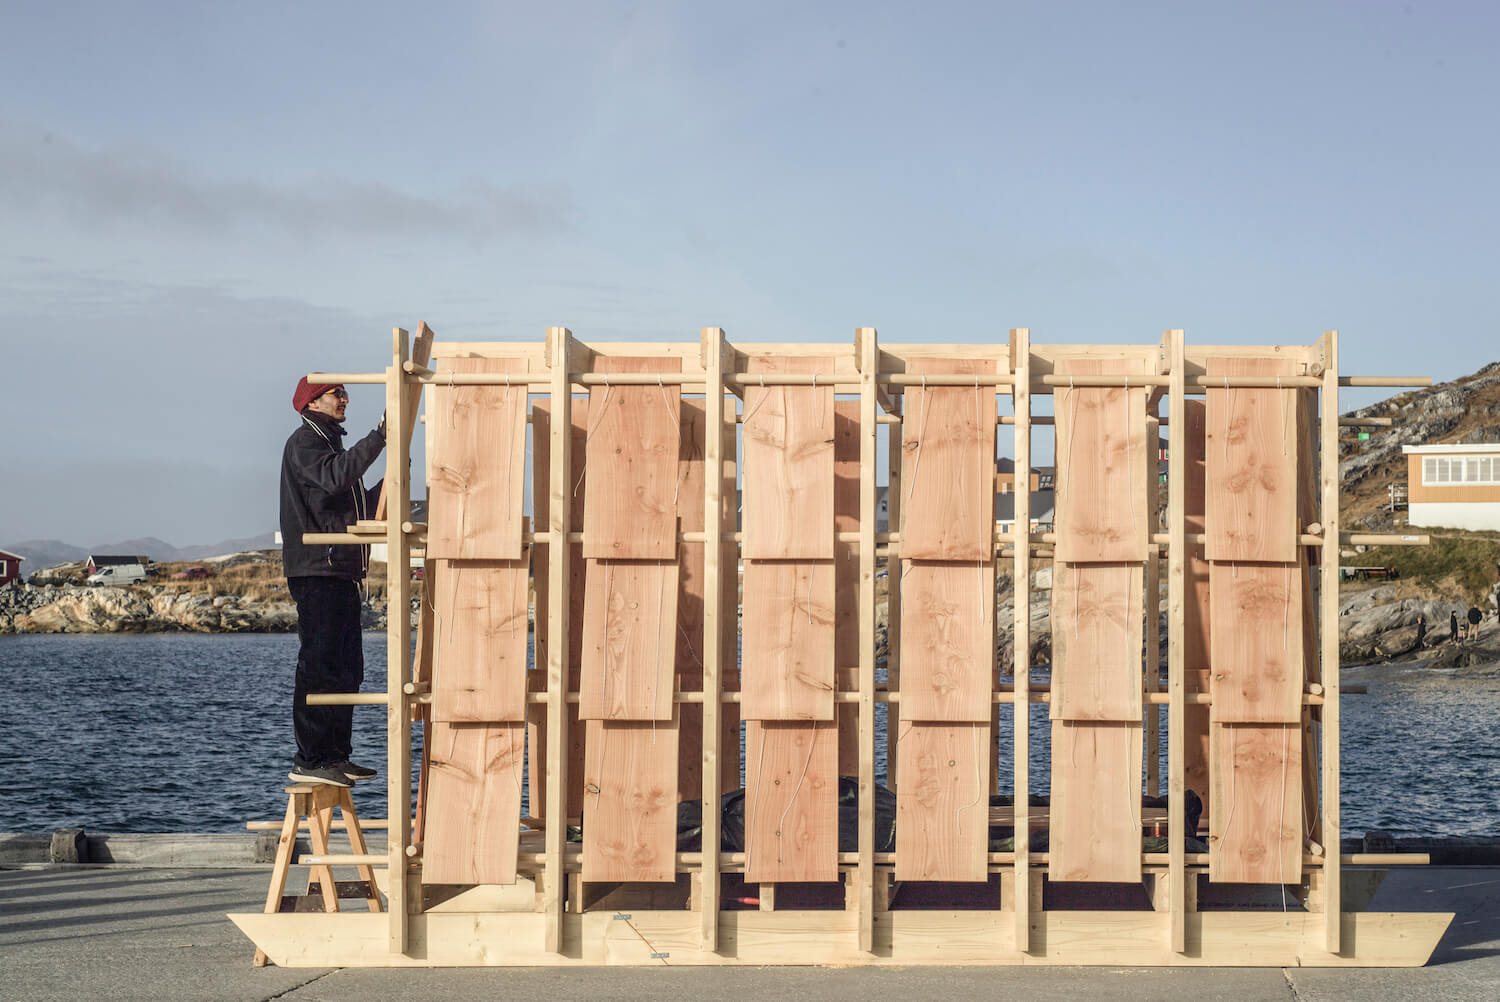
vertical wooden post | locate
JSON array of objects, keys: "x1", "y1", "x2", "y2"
[
  {"x1": 1145, "y1": 414, "x2": 1161, "y2": 797},
  {"x1": 1319, "y1": 330, "x2": 1342, "y2": 953},
  {"x1": 886, "y1": 400, "x2": 902, "y2": 793},
  {"x1": 700, "y1": 327, "x2": 726, "y2": 950},
  {"x1": 855, "y1": 327, "x2": 878, "y2": 954},
  {"x1": 384, "y1": 328, "x2": 412, "y2": 955},
  {"x1": 1010, "y1": 328, "x2": 1031, "y2": 953},
  {"x1": 1165, "y1": 329, "x2": 1187, "y2": 954},
  {"x1": 543, "y1": 326, "x2": 574, "y2": 953}
]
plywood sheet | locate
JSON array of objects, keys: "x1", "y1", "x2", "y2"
[
  {"x1": 427, "y1": 356, "x2": 528, "y2": 560},
  {"x1": 1185, "y1": 668, "x2": 1212, "y2": 825},
  {"x1": 899, "y1": 560, "x2": 994, "y2": 722},
  {"x1": 741, "y1": 559, "x2": 837, "y2": 721},
  {"x1": 675, "y1": 398, "x2": 707, "y2": 800},
  {"x1": 745, "y1": 721, "x2": 838, "y2": 883},
  {"x1": 1052, "y1": 357, "x2": 1150, "y2": 563},
  {"x1": 529, "y1": 398, "x2": 587, "y2": 819},
  {"x1": 1048, "y1": 721, "x2": 1142, "y2": 883},
  {"x1": 1050, "y1": 561, "x2": 1144, "y2": 721},
  {"x1": 431, "y1": 557, "x2": 530, "y2": 723},
  {"x1": 1204, "y1": 357, "x2": 1298, "y2": 563},
  {"x1": 1209, "y1": 723, "x2": 1302, "y2": 884},
  {"x1": 423, "y1": 721, "x2": 524, "y2": 885},
  {"x1": 1208, "y1": 561, "x2": 1303, "y2": 724},
  {"x1": 895, "y1": 722, "x2": 989, "y2": 882},
  {"x1": 741, "y1": 355, "x2": 835, "y2": 560},
  {"x1": 579, "y1": 559, "x2": 679, "y2": 721},
  {"x1": 581, "y1": 356, "x2": 681, "y2": 560},
  {"x1": 582, "y1": 716, "x2": 680, "y2": 883},
  {"x1": 900, "y1": 357, "x2": 997, "y2": 561}
]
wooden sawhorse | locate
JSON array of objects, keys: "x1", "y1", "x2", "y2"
[{"x1": 253, "y1": 783, "x2": 383, "y2": 966}]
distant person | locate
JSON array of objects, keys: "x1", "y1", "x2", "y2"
[
  {"x1": 280, "y1": 377, "x2": 386, "y2": 788},
  {"x1": 1451, "y1": 610, "x2": 1460, "y2": 645},
  {"x1": 1415, "y1": 613, "x2": 1427, "y2": 649},
  {"x1": 1469, "y1": 606, "x2": 1483, "y2": 642}
]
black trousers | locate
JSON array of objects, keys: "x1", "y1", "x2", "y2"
[{"x1": 289, "y1": 576, "x2": 365, "y2": 768}]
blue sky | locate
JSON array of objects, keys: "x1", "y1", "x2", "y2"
[{"x1": 1, "y1": 1, "x2": 1494, "y2": 545}]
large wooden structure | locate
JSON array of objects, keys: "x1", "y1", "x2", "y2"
[{"x1": 233, "y1": 327, "x2": 1452, "y2": 966}]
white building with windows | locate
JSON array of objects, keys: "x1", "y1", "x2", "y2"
[{"x1": 1402, "y1": 444, "x2": 1500, "y2": 531}]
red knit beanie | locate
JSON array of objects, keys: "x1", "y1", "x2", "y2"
[{"x1": 293, "y1": 377, "x2": 341, "y2": 413}]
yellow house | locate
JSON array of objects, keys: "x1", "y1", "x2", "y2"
[{"x1": 1402, "y1": 444, "x2": 1500, "y2": 530}]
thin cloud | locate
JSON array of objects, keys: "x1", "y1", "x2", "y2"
[{"x1": 0, "y1": 123, "x2": 571, "y2": 241}]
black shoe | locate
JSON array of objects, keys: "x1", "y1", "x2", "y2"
[
  {"x1": 289, "y1": 764, "x2": 353, "y2": 788},
  {"x1": 333, "y1": 760, "x2": 377, "y2": 781}
]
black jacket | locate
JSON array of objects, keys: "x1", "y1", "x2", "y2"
[{"x1": 280, "y1": 411, "x2": 385, "y2": 579}]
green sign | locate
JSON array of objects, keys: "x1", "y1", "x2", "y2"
[{"x1": 1358, "y1": 431, "x2": 1370, "y2": 441}]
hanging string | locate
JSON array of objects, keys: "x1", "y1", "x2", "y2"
[
  {"x1": 573, "y1": 383, "x2": 613, "y2": 497},
  {"x1": 902, "y1": 375, "x2": 933, "y2": 583},
  {"x1": 955, "y1": 724, "x2": 984, "y2": 838},
  {"x1": 1279, "y1": 723, "x2": 1291, "y2": 913},
  {"x1": 738, "y1": 374, "x2": 771, "y2": 515},
  {"x1": 1278, "y1": 375, "x2": 1290, "y2": 457},
  {"x1": 747, "y1": 725, "x2": 768, "y2": 872},
  {"x1": 658, "y1": 375, "x2": 682, "y2": 507}
]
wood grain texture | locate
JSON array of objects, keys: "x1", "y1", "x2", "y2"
[
  {"x1": 741, "y1": 355, "x2": 835, "y2": 560},
  {"x1": 1048, "y1": 721, "x2": 1142, "y2": 883},
  {"x1": 833, "y1": 401, "x2": 860, "y2": 775},
  {"x1": 427, "y1": 356, "x2": 529, "y2": 560},
  {"x1": 741, "y1": 559, "x2": 837, "y2": 720},
  {"x1": 1204, "y1": 357, "x2": 1298, "y2": 563},
  {"x1": 431, "y1": 557, "x2": 530, "y2": 723},
  {"x1": 1208, "y1": 723, "x2": 1302, "y2": 884},
  {"x1": 1182, "y1": 400, "x2": 1212, "y2": 673},
  {"x1": 581, "y1": 356, "x2": 681, "y2": 560},
  {"x1": 675, "y1": 397, "x2": 708, "y2": 801},
  {"x1": 1052, "y1": 357, "x2": 1150, "y2": 563},
  {"x1": 1185, "y1": 668, "x2": 1212, "y2": 826},
  {"x1": 529, "y1": 399, "x2": 586, "y2": 818},
  {"x1": 423, "y1": 721, "x2": 524, "y2": 885},
  {"x1": 1049, "y1": 562, "x2": 1144, "y2": 721},
  {"x1": 582, "y1": 716, "x2": 680, "y2": 883},
  {"x1": 579, "y1": 559, "x2": 679, "y2": 721},
  {"x1": 744, "y1": 721, "x2": 838, "y2": 883},
  {"x1": 899, "y1": 357, "x2": 997, "y2": 561},
  {"x1": 1208, "y1": 561, "x2": 1303, "y2": 724},
  {"x1": 895, "y1": 722, "x2": 989, "y2": 882},
  {"x1": 898, "y1": 561, "x2": 994, "y2": 722}
]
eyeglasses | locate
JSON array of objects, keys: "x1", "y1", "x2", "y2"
[{"x1": 323, "y1": 388, "x2": 349, "y2": 400}]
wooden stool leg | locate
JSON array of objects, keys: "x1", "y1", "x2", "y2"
[
  {"x1": 306, "y1": 788, "x2": 340, "y2": 913},
  {"x1": 253, "y1": 793, "x2": 304, "y2": 966},
  {"x1": 338, "y1": 787, "x2": 384, "y2": 913}
]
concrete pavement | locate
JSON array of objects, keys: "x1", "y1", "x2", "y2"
[{"x1": 2, "y1": 865, "x2": 1498, "y2": 1001}]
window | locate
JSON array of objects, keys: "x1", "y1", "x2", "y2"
[
  {"x1": 0, "y1": 560, "x2": 7, "y2": 575},
  {"x1": 1422, "y1": 455, "x2": 1500, "y2": 486}
]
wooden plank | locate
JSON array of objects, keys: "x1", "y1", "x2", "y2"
[
  {"x1": 1182, "y1": 398, "x2": 1211, "y2": 672},
  {"x1": 581, "y1": 356, "x2": 681, "y2": 560},
  {"x1": 1208, "y1": 723, "x2": 1302, "y2": 885},
  {"x1": 1144, "y1": 415, "x2": 1161, "y2": 798},
  {"x1": 1052, "y1": 356, "x2": 1150, "y2": 563},
  {"x1": 1049, "y1": 562, "x2": 1144, "y2": 721},
  {"x1": 427, "y1": 355, "x2": 528, "y2": 560},
  {"x1": 741, "y1": 559, "x2": 836, "y2": 721},
  {"x1": 542, "y1": 327, "x2": 574, "y2": 953},
  {"x1": 1319, "y1": 330, "x2": 1342, "y2": 952},
  {"x1": 530, "y1": 398, "x2": 587, "y2": 819},
  {"x1": 1010, "y1": 328, "x2": 1032, "y2": 952},
  {"x1": 895, "y1": 722, "x2": 989, "y2": 882},
  {"x1": 718, "y1": 398, "x2": 742, "y2": 793},
  {"x1": 231, "y1": 908, "x2": 1455, "y2": 968},
  {"x1": 1048, "y1": 721, "x2": 1143, "y2": 883},
  {"x1": 430, "y1": 557, "x2": 530, "y2": 723},
  {"x1": 1185, "y1": 668, "x2": 1212, "y2": 825},
  {"x1": 855, "y1": 327, "x2": 878, "y2": 953},
  {"x1": 898, "y1": 561, "x2": 994, "y2": 722},
  {"x1": 422, "y1": 721, "x2": 524, "y2": 884},
  {"x1": 741, "y1": 355, "x2": 835, "y2": 560},
  {"x1": 1204, "y1": 357, "x2": 1298, "y2": 563},
  {"x1": 581, "y1": 716, "x2": 680, "y2": 883},
  {"x1": 834, "y1": 400, "x2": 861, "y2": 775},
  {"x1": 579, "y1": 559, "x2": 679, "y2": 721},
  {"x1": 900, "y1": 357, "x2": 996, "y2": 561},
  {"x1": 1164, "y1": 329, "x2": 1187, "y2": 954},
  {"x1": 699, "y1": 328, "x2": 727, "y2": 949},
  {"x1": 382, "y1": 336, "x2": 412, "y2": 952},
  {"x1": 744, "y1": 721, "x2": 838, "y2": 883},
  {"x1": 1208, "y1": 561, "x2": 1303, "y2": 724},
  {"x1": 375, "y1": 321, "x2": 434, "y2": 521},
  {"x1": 674, "y1": 398, "x2": 708, "y2": 800}
]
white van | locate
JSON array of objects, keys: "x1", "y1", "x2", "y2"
[{"x1": 86, "y1": 564, "x2": 148, "y2": 586}]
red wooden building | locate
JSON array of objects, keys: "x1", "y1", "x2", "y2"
[{"x1": 0, "y1": 549, "x2": 25, "y2": 586}]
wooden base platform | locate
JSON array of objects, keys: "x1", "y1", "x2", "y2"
[{"x1": 230, "y1": 908, "x2": 1451, "y2": 967}]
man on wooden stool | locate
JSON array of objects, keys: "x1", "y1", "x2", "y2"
[{"x1": 280, "y1": 376, "x2": 386, "y2": 788}]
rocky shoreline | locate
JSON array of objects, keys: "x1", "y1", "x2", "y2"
[{"x1": 3, "y1": 577, "x2": 1491, "y2": 670}]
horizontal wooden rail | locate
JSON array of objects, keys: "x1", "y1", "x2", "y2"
[
  {"x1": 298, "y1": 853, "x2": 387, "y2": 866},
  {"x1": 247, "y1": 818, "x2": 390, "y2": 831}
]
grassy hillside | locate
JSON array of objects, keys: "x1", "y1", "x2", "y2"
[{"x1": 1351, "y1": 530, "x2": 1500, "y2": 605}]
